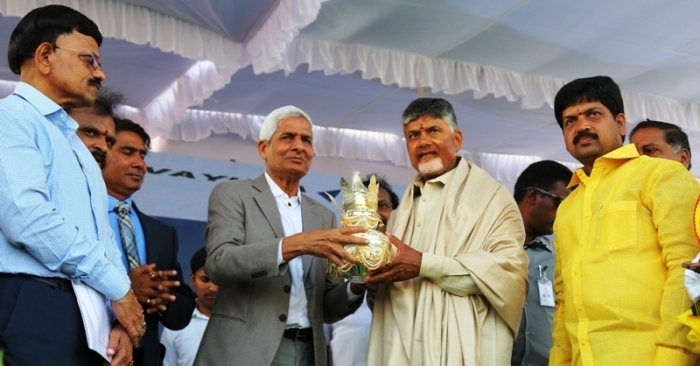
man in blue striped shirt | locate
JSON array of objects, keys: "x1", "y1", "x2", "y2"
[{"x1": 0, "y1": 5, "x2": 144, "y2": 366}]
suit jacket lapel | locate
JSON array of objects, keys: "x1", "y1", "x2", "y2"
[
  {"x1": 251, "y1": 174, "x2": 286, "y2": 239},
  {"x1": 133, "y1": 202, "x2": 158, "y2": 264},
  {"x1": 301, "y1": 195, "x2": 321, "y2": 282}
]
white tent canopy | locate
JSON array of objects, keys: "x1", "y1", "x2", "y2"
[{"x1": 2, "y1": 0, "x2": 700, "y2": 177}]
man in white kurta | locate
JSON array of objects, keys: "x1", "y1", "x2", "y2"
[{"x1": 364, "y1": 98, "x2": 529, "y2": 366}]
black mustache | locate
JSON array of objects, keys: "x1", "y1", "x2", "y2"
[
  {"x1": 88, "y1": 79, "x2": 101, "y2": 89},
  {"x1": 573, "y1": 131, "x2": 599, "y2": 144},
  {"x1": 90, "y1": 148, "x2": 106, "y2": 168}
]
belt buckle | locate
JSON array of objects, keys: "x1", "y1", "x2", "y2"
[
  {"x1": 287, "y1": 328, "x2": 309, "y2": 342},
  {"x1": 295, "y1": 329, "x2": 308, "y2": 342}
]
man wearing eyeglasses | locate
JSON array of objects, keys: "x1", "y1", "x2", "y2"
[
  {"x1": 511, "y1": 161, "x2": 573, "y2": 366},
  {"x1": 0, "y1": 5, "x2": 144, "y2": 366}
]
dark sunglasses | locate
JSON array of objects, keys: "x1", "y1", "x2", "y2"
[{"x1": 530, "y1": 187, "x2": 564, "y2": 207}]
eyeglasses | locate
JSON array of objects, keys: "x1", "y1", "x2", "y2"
[
  {"x1": 54, "y1": 45, "x2": 102, "y2": 70},
  {"x1": 530, "y1": 187, "x2": 565, "y2": 207}
]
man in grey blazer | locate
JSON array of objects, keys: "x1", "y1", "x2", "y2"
[{"x1": 195, "y1": 105, "x2": 369, "y2": 366}]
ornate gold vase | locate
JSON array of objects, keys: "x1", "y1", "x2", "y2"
[{"x1": 328, "y1": 171, "x2": 394, "y2": 283}]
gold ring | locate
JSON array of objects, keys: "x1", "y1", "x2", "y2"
[
  {"x1": 149, "y1": 271, "x2": 156, "y2": 279},
  {"x1": 146, "y1": 298, "x2": 151, "y2": 305}
]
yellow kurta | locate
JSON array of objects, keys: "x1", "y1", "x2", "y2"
[
  {"x1": 367, "y1": 159, "x2": 529, "y2": 366},
  {"x1": 550, "y1": 144, "x2": 700, "y2": 366}
]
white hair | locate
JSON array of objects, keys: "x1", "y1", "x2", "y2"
[{"x1": 259, "y1": 105, "x2": 314, "y2": 142}]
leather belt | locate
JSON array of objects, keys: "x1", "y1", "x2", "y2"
[
  {"x1": 12, "y1": 273, "x2": 74, "y2": 292},
  {"x1": 283, "y1": 328, "x2": 312, "y2": 342}
]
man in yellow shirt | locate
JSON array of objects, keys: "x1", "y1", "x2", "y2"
[{"x1": 550, "y1": 76, "x2": 700, "y2": 366}]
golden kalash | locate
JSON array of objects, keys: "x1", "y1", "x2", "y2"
[{"x1": 328, "y1": 171, "x2": 394, "y2": 283}]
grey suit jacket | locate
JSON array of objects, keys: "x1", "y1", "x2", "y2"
[{"x1": 194, "y1": 174, "x2": 360, "y2": 366}]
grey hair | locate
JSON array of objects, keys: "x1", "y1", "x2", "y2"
[
  {"x1": 401, "y1": 98, "x2": 457, "y2": 131},
  {"x1": 259, "y1": 105, "x2": 314, "y2": 142}
]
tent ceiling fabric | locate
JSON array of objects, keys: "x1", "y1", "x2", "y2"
[
  {"x1": 2, "y1": 0, "x2": 700, "y2": 175},
  {"x1": 118, "y1": 0, "x2": 279, "y2": 41}
]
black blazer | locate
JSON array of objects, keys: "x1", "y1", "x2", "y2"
[{"x1": 133, "y1": 203, "x2": 196, "y2": 366}]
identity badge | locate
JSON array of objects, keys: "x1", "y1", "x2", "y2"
[{"x1": 538, "y1": 265, "x2": 555, "y2": 307}]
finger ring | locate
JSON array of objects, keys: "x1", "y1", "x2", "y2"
[
  {"x1": 146, "y1": 298, "x2": 151, "y2": 304},
  {"x1": 149, "y1": 271, "x2": 156, "y2": 279}
]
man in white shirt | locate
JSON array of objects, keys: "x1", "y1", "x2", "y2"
[{"x1": 162, "y1": 247, "x2": 218, "y2": 366}]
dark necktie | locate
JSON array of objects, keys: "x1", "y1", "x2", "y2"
[{"x1": 115, "y1": 202, "x2": 140, "y2": 270}]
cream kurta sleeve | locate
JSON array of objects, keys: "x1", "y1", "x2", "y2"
[
  {"x1": 418, "y1": 212, "x2": 526, "y2": 298},
  {"x1": 420, "y1": 253, "x2": 481, "y2": 296}
]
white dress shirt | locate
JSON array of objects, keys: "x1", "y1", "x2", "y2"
[
  {"x1": 267, "y1": 173, "x2": 312, "y2": 329},
  {"x1": 161, "y1": 307, "x2": 209, "y2": 366},
  {"x1": 328, "y1": 295, "x2": 372, "y2": 366}
]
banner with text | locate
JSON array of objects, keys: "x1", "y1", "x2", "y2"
[{"x1": 133, "y1": 152, "x2": 408, "y2": 222}]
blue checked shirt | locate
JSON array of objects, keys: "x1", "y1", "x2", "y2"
[{"x1": 0, "y1": 82, "x2": 130, "y2": 301}]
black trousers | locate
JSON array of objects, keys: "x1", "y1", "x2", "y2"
[{"x1": 0, "y1": 274, "x2": 104, "y2": 366}]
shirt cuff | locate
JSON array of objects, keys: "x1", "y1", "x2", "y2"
[
  {"x1": 88, "y1": 261, "x2": 131, "y2": 301},
  {"x1": 99, "y1": 275, "x2": 131, "y2": 301},
  {"x1": 346, "y1": 282, "x2": 363, "y2": 304},
  {"x1": 277, "y1": 239, "x2": 285, "y2": 266}
]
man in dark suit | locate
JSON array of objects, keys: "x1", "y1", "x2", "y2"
[
  {"x1": 102, "y1": 117, "x2": 196, "y2": 366},
  {"x1": 195, "y1": 105, "x2": 369, "y2": 366}
]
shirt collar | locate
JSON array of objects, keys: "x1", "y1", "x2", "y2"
[
  {"x1": 568, "y1": 144, "x2": 639, "y2": 188},
  {"x1": 526, "y1": 235, "x2": 554, "y2": 252},
  {"x1": 264, "y1": 172, "x2": 300, "y2": 203},
  {"x1": 14, "y1": 82, "x2": 62, "y2": 115},
  {"x1": 13, "y1": 82, "x2": 77, "y2": 131},
  {"x1": 193, "y1": 306, "x2": 209, "y2": 320},
  {"x1": 108, "y1": 195, "x2": 134, "y2": 212}
]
